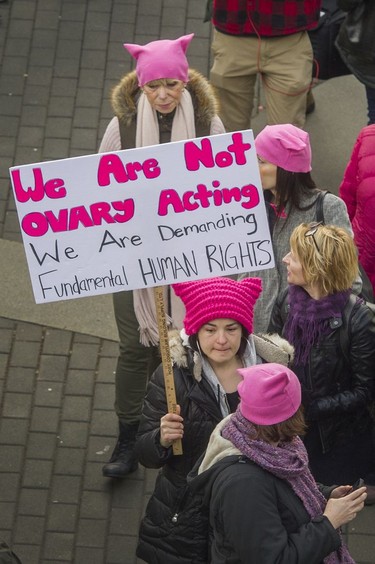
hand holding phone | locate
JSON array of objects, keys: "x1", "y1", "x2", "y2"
[{"x1": 351, "y1": 478, "x2": 365, "y2": 491}]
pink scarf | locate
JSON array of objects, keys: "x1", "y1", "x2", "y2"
[{"x1": 222, "y1": 409, "x2": 355, "y2": 564}]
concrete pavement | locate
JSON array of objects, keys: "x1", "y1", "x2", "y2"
[{"x1": 0, "y1": 1, "x2": 374, "y2": 562}]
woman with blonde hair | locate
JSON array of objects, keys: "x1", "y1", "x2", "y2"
[{"x1": 269, "y1": 223, "x2": 375, "y2": 497}]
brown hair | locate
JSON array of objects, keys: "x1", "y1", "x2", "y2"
[{"x1": 252, "y1": 406, "x2": 306, "y2": 443}]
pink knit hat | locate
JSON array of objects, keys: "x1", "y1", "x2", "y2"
[
  {"x1": 123, "y1": 34, "x2": 194, "y2": 87},
  {"x1": 255, "y1": 124, "x2": 312, "y2": 173},
  {"x1": 172, "y1": 277, "x2": 262, "y2": 335},
  {"x1": 237, "y1": 363, "x2": 301, "y2": 425}
]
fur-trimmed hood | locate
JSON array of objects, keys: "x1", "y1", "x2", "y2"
[
  {"x1": 111, "y1": 68, "x2": 220, "y2": 127},
  {"x1": 168, "y1": 329, "x2": 294, "y2": 383}
]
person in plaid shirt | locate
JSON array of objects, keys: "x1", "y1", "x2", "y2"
[{"x1": 209, "y1": 0, "x2": 321, "y2": 131}]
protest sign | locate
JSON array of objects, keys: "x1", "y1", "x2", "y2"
[{"x1": 9, "y1": 130, "x2": 274, "y2": 304}]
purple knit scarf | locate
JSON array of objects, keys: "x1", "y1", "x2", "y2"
[
  {"x1": 283, "y1": 286, "x2": 351, "y2": 365},
  {"x1": 222, "y1": 410, "x2": 355, "y2": 564}
]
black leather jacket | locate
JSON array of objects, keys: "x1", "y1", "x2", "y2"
[
  {"x1": 269, "y1": 292, "x2": 375, "y2": 454},
  {"x1": 335, "y1": 0, "x2": 375, "y2": 89}
]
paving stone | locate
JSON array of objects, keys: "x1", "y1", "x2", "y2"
[
  {"x1": 15, "y1": 322, "x2": 43, "y2": 341},
  {"x1": 0, "y1": 328, "x2": 13, "y2": 353},
  {"x1": 96, "y1": 356, "x2": 117, "y2": 383},
  {"x1": 47, "y1": 503, "x2": 78, "y2": 532},
  {"x1": 3, "y1": 392, "x2": 33, "y2": 419},
  {"x1": 93, "y1": 383, "x2": 115, "y2": 410},
  {"x1": 80, "y1": 490, "x2": 110, "y2": 519},
  {"x1": 0, "y1": 418, "x2": 29, "y2": 445},
  {"x1": 48, "y1": 96, "x2": 76, "y2": 117},
  {"x1": 42, "y1": 138, "x2": 70, "y2": 159},
  {"x1": 9, "y1": 340, "x2": 40, "y2": 367},
  {"x1": 62, "y1": 395, "x2": 91, "y2": 422},
  {"x1": 74, "y1": 546, "x2": 106, "y2": 564},
  {"x1": 6, "y1": 366, "x2": 36, "y2": 393},
  {"x1": 14, "y1": 515, "x2": 45, "y2": 544},
  {"x1": 38, "y1": 354, "x2": 69, "y2": 381},
  {"x1": 43, "y1": 532, "x2": 75, "y2": 561},
  {"x1": 51, "y1": 475, "x2": 82, "y2": 504},
  {"x1": 45, "y1": 117, "x2": 73, "y2": 139},
  {"x1": 31, "y1": 406, "x2": 60, "y2": 433},
  {"x1": 26, "y1": 432, "x2": 57, "y2": 460},
  {"x1": 0, "y1": 473, "x2": 20, "y2": 502},
  {"x1": 35, "y1": 380, "x2": 63, "y2": 407},
  {"x1": 83, "y1": 461, "x2": 110, "y2": 491},
  {"x1": 54, "y1": 447, "x2": 85, "y2": 476},
  {"x1": 106, "y1": 535, "x2": 138, "y2": 564},
  {"x1": 22, "y1": 459, "x2": 54, "y2": 488},
  {"x1": 0, "y1": 445, "x2": 24, "y2": 473},
  {"x1": 76, "y1": 518, "x2": 107, "y2": 548},
  {"x1": 90, "y1": 410, "x2": 118, "y2": 437},
  {"x1": 43, "y1": 329, "x2": 72, "y2": 355},
  {"x1": 18, "y1": 488, "x2": 48, "y2": 516},
  {"x1": 18, "y1": 125, "x2": 45, "y2": 146},
  {"x1": 0, "y1": 501, "x2": 16, "y2": 529},
  {"x1": 58, "y1": 421, "x2": 89, "y2": 448},
  {"x1": 69, "y1": 342, "x2": 99, "y2": 370},
  {"x1": 27, "y1": 61, "x2": 54, "y2": 80},
  {"x1": 12, "y1": 544, "x2": 41, "y2": 564},
  {"x1": 65, "y1": 370, "x2": 95, "y2": 396}
]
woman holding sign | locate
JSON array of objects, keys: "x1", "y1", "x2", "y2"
[
  {"x1": 99, "y1": 34, "x2": 225, "y2": 479},
  {"x1": 135, "y1": 276, "x2": 294, "y2": 563}
]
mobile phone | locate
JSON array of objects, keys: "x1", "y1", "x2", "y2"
[{"x1": 351, "y1": 478, "x2": 365, "y2": 491}]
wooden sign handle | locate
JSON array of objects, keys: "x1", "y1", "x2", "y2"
[{"x1": 154, "y1": 286, "x2": 183, "y2": 456}]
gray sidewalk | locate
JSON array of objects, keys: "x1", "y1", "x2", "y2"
[{"x1": 0, "y1": 1, "x2": 374, "y2": 563}]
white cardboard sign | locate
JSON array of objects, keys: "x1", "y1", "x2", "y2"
[{"x1": 9, "y1": 130, "x2": 274, "y2": 303}]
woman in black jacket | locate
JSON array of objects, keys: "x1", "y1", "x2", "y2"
[
  {"x1": 269, "y1": 223, "x2": 375, "y2": 495},
  {"x1": 135, "y1": 276, "x2": 293, "y2": 563},
  {"x1": 193, "y1": 363, "x2": 365, "y2": 563}
]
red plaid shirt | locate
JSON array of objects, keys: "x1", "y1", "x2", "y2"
[{"x1": 213, "y1": 0, "x2": 321, "y2": 36}]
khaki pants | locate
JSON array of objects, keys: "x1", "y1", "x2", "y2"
[{"x1": 210, "y1": 30, "x2": 313, "y2": 132}]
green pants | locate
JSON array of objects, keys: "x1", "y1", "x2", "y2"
[{"x1": 113, "y1": 291, "x2": 161, "y2": 424}]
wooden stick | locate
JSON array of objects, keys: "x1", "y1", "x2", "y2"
[{"x1": 154, "y1": 286, "x2": 183, "y2": 456}]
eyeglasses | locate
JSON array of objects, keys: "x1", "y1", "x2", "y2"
[{"x1": 304, "y1": 221, "x2": 323, "y2": 254}]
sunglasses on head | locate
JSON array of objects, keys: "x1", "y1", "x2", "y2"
[{"x1": 304, "y1": 221, "x2": 324, "y2": 254}]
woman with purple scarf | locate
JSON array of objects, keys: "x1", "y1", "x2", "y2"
[
  {"x1": 194, "y1": 363, "x2": 365, "y2": 563},
  {"x1": 269, "y1": 223, "x2": 375, "y2": 501}
]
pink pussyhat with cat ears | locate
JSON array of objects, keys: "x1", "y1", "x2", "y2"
[{"x1": 123, "y1": 33, "x2": 194, "y2": 87}]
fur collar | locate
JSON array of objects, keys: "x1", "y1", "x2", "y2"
[{"x1": 110, "y1": 68, "x2": 220, "y2": 126}]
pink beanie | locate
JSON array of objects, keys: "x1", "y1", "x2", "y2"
[
  {"x1": 255, "y1": 124, "x2": 312, "y2": 173},
  {"x1": 123, "y1": 34, "x2": 194, "y2": 87},
  {"x1": 237, "y1": 363, "x2": 301, "y2": 425},
  {"x1": 172, "y1": 277, "x2": 262, "y2": 335}
]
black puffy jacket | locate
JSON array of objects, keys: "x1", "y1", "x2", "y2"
[
  {"x1": 269, "y1": 292, "x2": 375, "y2": 454},
  {"x1": 135, "y1": 330, "x2": 293, "y2": 564},
  {"x1": 335, "y1": 0, "x2": 375, "y2": 89}
]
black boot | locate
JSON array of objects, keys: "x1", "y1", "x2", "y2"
[{"x1": 102, "y1": 420, "x2": 139, "y2": 478}]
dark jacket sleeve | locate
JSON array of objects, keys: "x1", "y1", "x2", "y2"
[
  {"x1": 212, "y1": 466, "x2": 341, "y2": 564},
  {"x1": 337, "y1": 0, "x2": 362, "y2": 11},
  {"x1": 308, "y1": 303, "x2": 375, "y2": 419},
  {"x1": 135, "y1": 364, "x2": 173, "y2": 468},
  {"x1": 268, "y1": 290, "x2": 287, "y2": 334}
]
